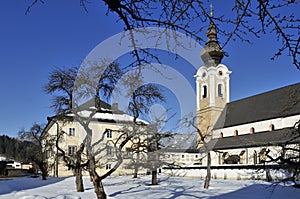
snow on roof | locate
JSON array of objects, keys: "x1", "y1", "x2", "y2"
[
  {"x1": 68, "y1": 110, "x2": 149, "y2": 124},
  {"x1": 0, "y1": 156, "x2": 6, "y2": 161}
]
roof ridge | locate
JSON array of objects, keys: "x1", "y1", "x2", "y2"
[{"x1": 229, "y1": 82, "x2": 300, "y2": 104}]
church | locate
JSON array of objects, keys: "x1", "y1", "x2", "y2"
[{"x1": 178, "y1": 15, "x2": 300, "y2": 180}]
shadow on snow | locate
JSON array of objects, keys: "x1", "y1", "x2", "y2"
[{"x1": 0, "y1": 176, "x2": 66, "y2": 195}]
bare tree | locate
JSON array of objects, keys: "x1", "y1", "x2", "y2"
[
  {"x1": 124, "y1": 135, "x2": 148, "y2": 178},
  {"x1": 182, "y1": 114, "x2": 212, "y2": 189},
  {"x1": 44, "y1": 61, "x2": 166, "y2": 198},
  {"x1": 27, "y1": 0, "x2": 300, "y2": 69},
  {"x1": 146, "y1": 125, "x2": 174, "y2": 185},
  {"x1": 53, "y1": 124, "x2": 88, "y2": 192},
  {"x1": 19, "y1": 123, "x2": 54, "y2": 180},
  {"x1": 44, "y1": 67, "x2": 77, "y2": 115},
  {"x1": 44, "y1": 66, "x2": 88, "y2": 191},
  {"x1": 263, "y1": 120, "x2": 300, "y2": 186}
]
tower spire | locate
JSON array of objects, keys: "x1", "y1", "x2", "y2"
[{"x1": 200, "y1": 4, "x2": 224, "y2": 67}]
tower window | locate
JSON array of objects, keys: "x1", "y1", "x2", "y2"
[
  {"x1": 217, "y1": 84, "x2": 223, "y2": 98},
  {"x1": 202, "y1": 85, "x2": 207, "y2": 98}
]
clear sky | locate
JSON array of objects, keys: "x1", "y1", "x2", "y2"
[{"x1": 0, "y1": 1, "x2": 299, "y2": 137}]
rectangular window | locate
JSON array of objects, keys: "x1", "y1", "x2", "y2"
[
  {"x1": 202, "y1": 85, "x2": 207, "y2": 98},
  {"x1": 106, "y1": 163, "x2": 112, "y2": 170},
  {"x1": 68, "y1": 146, "x2": 77, "y2": 156},
  {"x1": 218, "y1": 84, "x2": 223, "y2": 98},
  {"x1": 123, "y1": 147, "x2": 131, "y2": 158},
  {"x1": 106, "y1": 129, "x2": 112, "y2": 138},
  {"x1": 69, "y1": 128, "x2": 75, "y2": 136},
  {"x1": 107, "y1": 146, "x2": 113, "y2": 156}
]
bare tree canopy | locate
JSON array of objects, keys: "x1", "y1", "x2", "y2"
[
  {"x1": 27, "y1": 0, "x2": 300, "y2": 69},
  {"x1": 19, "y1": 123, "x2": 52, "y2": 180}
]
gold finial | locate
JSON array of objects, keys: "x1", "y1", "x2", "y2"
[{"x1": 210, "y1": 3, "x2": 213, "y2": 17}]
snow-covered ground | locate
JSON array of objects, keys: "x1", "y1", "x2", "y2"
[{"x1": 0, "y1": 175, "x2": 299, "y2": 199}]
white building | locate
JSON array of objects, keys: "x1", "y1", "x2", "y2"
[{"x1": 43, "y1": 100, "x2": 149, "y2": 177}]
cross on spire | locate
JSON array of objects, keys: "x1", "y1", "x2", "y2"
[
  {"x1": 210, "y1": 3, "x2": 213, "y2": 17},
  {"x1": 200, "y1": 3, "x2": 224, "y2": 67}
]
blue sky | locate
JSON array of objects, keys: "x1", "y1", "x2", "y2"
[{"x1": 0, "y1": 1, "x2": 299, "y2": 137}]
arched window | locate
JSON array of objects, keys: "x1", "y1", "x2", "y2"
[
  {"x1": 253, "y1": 150, "x2": 257, "y2": 165},
  {"x1": 217, "y1": 83, "x2": 223, "y2": 98},
  {"x1": 250, "y1": 127, "x2": 255, "y2": 134},
  {"x1": 219, "y1": 132, "x2": 223, "y2": 138},
  {"x1": 234, "y1": 130, "x2": 238, "y2": 136},
  {"x1": 239, "y1": 150, "x2": 246, "y2": 164},
  {"x1": 202, "y1": 85, "x2": 208, "y2": 98},
  {"x1": 259, "y1": 148, "x2": 267, "y2": 163},
  {"x1": 269, "y1": 124, "x2": 275, "y2": 131}
]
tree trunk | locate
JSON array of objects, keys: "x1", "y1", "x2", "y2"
[
  {"x1": 75, "y1": 167, "x2": 84, "y2": 192},
  {"x1": 133, "y1": 165, "x2": 138, "y2": 178},
  {"x1": 41, "y1": 170, "x2": 47, "y2": 180},
  {"x1": 266, "y1": 169, "x2": 272, "y2": 182},
  {"x1": 133, "y1": 171, "x2": 138, "y2": 178},
  {"x1": 74, "y1": 147, "x2": 84, "y2": 192},
  {"x1": 40, "y1": 163, "x2": 47, "y2": 180},
  {"x1": 151, "y1": 169, "x2": 158, "y2": 185},
  {"x1": 89, "y1": 156, "x2": 107, "y2": 199},
  {"x1": 204, "y1": 151, "x2": 211, "y2": 189},
  {"x1": 92, "y1": 177, "x2": 107, "y2": 199}
]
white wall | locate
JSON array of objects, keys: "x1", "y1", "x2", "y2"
[
  {"x1": 213, "y1": 115, "x2": 300, "y2": 138},
  {"x1": 162, "y1": 167, "x2": 290, "y2": 180}
]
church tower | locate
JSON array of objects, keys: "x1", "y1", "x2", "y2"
[{"x1": 195, "y1": 14, "x2": 231, "y2": 143}]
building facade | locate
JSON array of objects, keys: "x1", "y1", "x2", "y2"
[{"x1": 44, "y1": 100, "x2": 148, "y2": 177}]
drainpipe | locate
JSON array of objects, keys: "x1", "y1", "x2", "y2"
[{"x1": 53, "y1": 120, "x2": 59, "y2": 178}]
